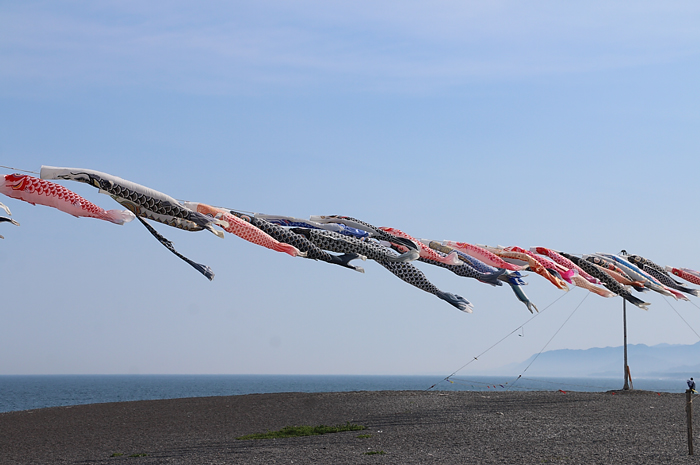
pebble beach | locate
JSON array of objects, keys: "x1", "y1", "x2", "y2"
[{"x1": 1, "y1": 389, "x2": 699, "y2": 464}]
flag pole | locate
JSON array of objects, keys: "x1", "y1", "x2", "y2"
[{"x1": 623, "y1": 297, "x2": 630, "y2": 390}]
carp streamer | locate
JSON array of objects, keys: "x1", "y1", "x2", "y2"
[{"x1": 0, "y1": 165, "x2": 695, "y2": 314}]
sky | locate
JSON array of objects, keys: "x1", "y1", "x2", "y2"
[{"x1": 1, "y1": 1, "x2": 700, "y2": 377}]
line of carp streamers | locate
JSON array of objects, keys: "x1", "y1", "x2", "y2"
[{"x1": 1, "y1": 166, "x2": 699, "y2": 313}]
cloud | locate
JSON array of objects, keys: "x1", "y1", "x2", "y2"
[{"x1": 2, "y1": 1, "x2": 700, "y2": 95}]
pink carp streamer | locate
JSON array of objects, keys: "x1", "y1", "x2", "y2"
[
  {"x1": 505, "y1": 246, "x2": 576, "y2": 283},
  {"x1": 0, "y1": 174, "x2": 134, "y2": 225},
  {"x1": 183, "y1": 202, "x2": 305, "y2": 258},
  {"x1": 441, "y1": 240, "x2": 525, "y2": 271},
  {"x1": 378, "y1": 226, "x2": 461, "y2": 266},
  {"x1": 485, "y1": 247, "x2": 568, "y2": 290},
  {"x1": 531, "y1": 247, "x2": 601, "y2": 285},
  {"x1": 571, "y1": 275, "x2": 615, "y2": 298}
]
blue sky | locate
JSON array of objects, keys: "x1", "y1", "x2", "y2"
[{"x1": 1, "y1": 1, "x2": 700, "y2": 376}]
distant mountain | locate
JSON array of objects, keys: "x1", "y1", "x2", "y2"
[{"x1": 493, "y1": 341, "x2": 700, "y2": 378}]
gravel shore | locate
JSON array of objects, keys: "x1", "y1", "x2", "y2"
[{"x1": 1, "y1": 390, "x2": 699, "y2": 464}]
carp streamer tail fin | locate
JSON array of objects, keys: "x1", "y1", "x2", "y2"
[
  {"x1": 480, "y1": 269, "x2": 507, "y2": 286},
  {"x1": 685, "y1": 288, "x2": 700, "y2": 298},
  {"x1": 136, "y1": 216, "x2": 215, "y2": 281},
  {"x1": 500, "y1": 271, "x2": 527, "y2": 286},
  {"x1": 205, "y1": 223, "x2": 226, "y2": 239},
  {"x1": 334, "y1": 252, "x2": 366, "y2": 273},
  {"x1": 105, "y1": 209, "x2": 136, "y2": 225},
  {"x1": 0, "y1": 216, "x2": 20, "y2": 238},
  {"x1": 435, "y1": 291, "x2": 473, "y2": 313},
  {"x1": 0, "y1": 217, "x2": 19, "y2": 226},
  {"x1": 560, "y1": 268, "x2": 576, "y2": 283},
  {"x1": 444, "y1": 251, "x2": 463, "y2": 266},
  {"x1": 624, "y1": 293, "x2": 650, "y2": 310},
  {"x1": 275, "y1": 242, "x2": 304, "y2": 258},
  {"x1": 389, "y1": 249, "x2": 420, "y2": 263},
  {"x1": 510, "y1": 283, "x2": 538, "y2": 313}
]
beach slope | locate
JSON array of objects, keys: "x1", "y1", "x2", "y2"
[{"x1": 0, "y1": 390, "x2": 697, "y2": 464}]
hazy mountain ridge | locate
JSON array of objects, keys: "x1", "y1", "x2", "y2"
[{"x1": 492, "y1": 341, "x2": 700, "y2": 377}]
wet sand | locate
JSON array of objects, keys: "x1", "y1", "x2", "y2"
[{"x1": 1, "y1": 390, "x2": 699, "y2": 464}]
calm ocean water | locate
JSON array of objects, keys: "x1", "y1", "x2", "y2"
[{"x1": 0, "y1": 374, "x2": 690, "y2": 413}]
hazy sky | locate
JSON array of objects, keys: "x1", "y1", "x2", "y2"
[{"x1": 2, "y1": 1, "x2": 700, "y2": 376}]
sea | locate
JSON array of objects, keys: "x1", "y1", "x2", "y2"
[{"x1": 0, "y1": 374, "x2": 691, "y2": 413}]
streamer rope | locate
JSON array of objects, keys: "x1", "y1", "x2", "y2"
[
  {"x1": 508, "y1": 292, "x2": 589, "y2": 390},
  {"x1": 426, "y1": 291, "x2": 571, "y2": 391},
  {"x1": 0, "y1": 165, "x2": 39, "y2": 175}
]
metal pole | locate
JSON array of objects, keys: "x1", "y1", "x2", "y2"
[{"x1": 623, "y1": 298, "x2": 629, "y2": 390}]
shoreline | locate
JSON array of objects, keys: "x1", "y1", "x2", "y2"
[
  {"x1": 1, "y1": 374, "x2": 690, "y2": 415},
  {"x1": 1, "y1": 390, "x2": 699, "y2": 464}
]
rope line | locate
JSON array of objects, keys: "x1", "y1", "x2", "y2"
[
  {"x1": 0, "y1": 165, "x2": 39, "y2": 175},
  {"x1": 426, "y1": 291, "x2": 571, "y2": 391},
  {"x1": 663, "y1": 296, "x2": 700, "y2": 342},
  {"x1": 222, "y1": 206, "x2": 257, "y2": 216},
  {"x1": 173, "y1": 200, "x2": 257, "y2": 217},
  {"x1": 446, "y1": 377, "x2": 510, "y2": 388},
  {"x1": 447, "y1": 375, "x2": 611, "y2": 392},
  {"x1": 517, "y1": 376, "x2": 610, "y2": 390},
  {"x1": 508, "y1": 292, "x2": 589, "y2": 390},
  {"x1": 686, "y1": 298, "x2": 700, "y2": 316}
]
